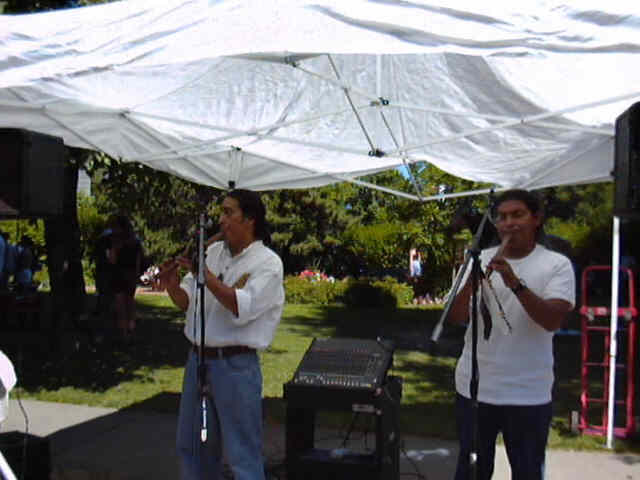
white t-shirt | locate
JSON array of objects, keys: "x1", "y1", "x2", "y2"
[
  {"x1": 180, "y1": 240, "x2": 284, "y2": 350},
  {"x1": 455, "y1": 244, "x2": 575, "y2": 405}
]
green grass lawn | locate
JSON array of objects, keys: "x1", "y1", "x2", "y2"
[{"x1": 4, "y1": 293, "x2": 639, "y2": 453}]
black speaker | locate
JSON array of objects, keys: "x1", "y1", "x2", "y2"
[
  {"x1": 0, "y1": 431, "x2": 51, "y2": 480},
  {"x1": 614, "y1": 102, "x2": 640, "y2": 218},
  {"x1": 0, "y1": 128, "x2": 66, "y2": 217}
]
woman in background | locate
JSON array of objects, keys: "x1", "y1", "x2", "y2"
[{"x1": 108, "y1": 215, "x2": 143, "y2": 343}]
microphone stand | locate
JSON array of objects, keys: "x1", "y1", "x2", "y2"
[
  {"x1": 195, "y1": 214, "x2": 208, "y2": 443},
  {"x1": 430, "y1": 192, "x2": 495, "y2": 480},
  {"x1": 0, "y1": 451, "x2": 17, "y2": 480},
  {"x1": 430, "y1": 201, "x2": 492, "y2": 345}
]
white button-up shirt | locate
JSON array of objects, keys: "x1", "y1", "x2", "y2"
[{"x1": 180, "y1": 240, "x2": 284, "y2": 350}]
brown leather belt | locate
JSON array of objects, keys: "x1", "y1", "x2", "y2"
[{"x1": 192, "y1": 344, "x2": 255, "y2": 358}]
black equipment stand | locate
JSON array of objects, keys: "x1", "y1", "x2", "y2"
[
  {"x1": 194, "y1": 214, "x2": 208, "y2": 443},
  {"x1": 284, "y1": 376, "x2": 402, "y2": 480},
  {"x1": 284, "y1": 338, "x2": 401, "y2": 480},
  {"x1": 430, "y1": 192, "x2": 496, "y2": 480}
]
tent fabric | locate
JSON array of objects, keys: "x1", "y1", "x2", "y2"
[{"x1": 1, "y1": 0, "x2": 640, "y2": 195}]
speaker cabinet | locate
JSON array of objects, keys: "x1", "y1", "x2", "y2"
[
  {"x1": 0, "y1": 431, "x2": 51, "y2": 480},
  {"x1": 0, "y1": 128, "x2": 66, "y2": 217},
  {"x1": 614, "y1": 102, "x2": 640, "y2": 218}
]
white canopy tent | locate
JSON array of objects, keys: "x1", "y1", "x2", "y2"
[
  {"x1": 1, "y1": 0, "x2": 639, "y2": 446},
  {"x1": 1, "y1": 0, "x2": 639, "y2": 198}
]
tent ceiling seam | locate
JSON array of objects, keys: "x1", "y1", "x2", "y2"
[
  {"x1": 129, "y1": 103, "x2": 377, "y2": 155},
  {"x1": 387, "y1": 101, "x2": 613, "y2": 131},
  {"x1": 533, "y1": 121, "x2": 612, "y2": 135},
  {"x1": 226, "y1": 144, "x2": 403, "y2": 194},
  {"x1": 128, "y1": 63, "x2": 219, "y2": 112},
  {"x1": 519, "y1": 136, "x2": 613, "y2": 190},
  {"x1": 395, "y1": 107, "x2": 614, "y2": 156},
  {"x1": 128, "y1": 145, "x2": 234, "y2": 163},
  {"x1": 7, "y1": 88, "x2": 104, "y2": 153},
  {"x1": 134, "y1": 104, "x2": 372, "y2": 135},
  {"x1": 0, "y1": 99, "x2": 44, "y2": 110},
  {"x1": 123, "y1": 114, "x2": 227, "y2": 189}
]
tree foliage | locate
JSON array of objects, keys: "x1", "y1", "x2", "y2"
[{"x1": 86, "y1": 155, "x2": 226, "y2": 264}]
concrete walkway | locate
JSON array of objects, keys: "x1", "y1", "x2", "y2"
[{"x1": 1, "y1": 399, "x2": 639, "y2": 479}]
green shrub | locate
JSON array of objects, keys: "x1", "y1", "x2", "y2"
[
  {"x1": 283, "y1": 275, "x2": 414, "y2": 308},
  {"x1": 341, "y1": 276, "x2": 413, "y2": 309},
  {"x1": 373, "y1": 277, "x2": 414, "y2": 306},
  {"x1": 342, "y1": 280, "x2": 394, "y2": 308},
  {"x1": 283, "y1": 275, "x2": 346, "y2": 305}
]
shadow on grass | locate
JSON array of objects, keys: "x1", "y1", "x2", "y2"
[
  {"x1": 5, "y1": 296, "x2": 639, "y2": 453},
  {"x1": 282, "y1": 304, "x2": 464, "y2": 357},
  {"x1": 2, "y1": 293, "x2": 189, "y2": 394}
]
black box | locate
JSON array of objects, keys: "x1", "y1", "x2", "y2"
[
  {"x1": 0, "y1": 128, "x2": 66, "y2": 218},
  {"x1": 0, "y1": 431, "x2": 51, "y2": 480}
]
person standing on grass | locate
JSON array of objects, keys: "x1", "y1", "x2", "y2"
[
  {"x1": 15, "y1": 235, "x2": 35, "y2": 292},
  {"x1": 107, "y1": 215, "x2": 144, "y2": 343},
  {"x1": 159, "y1": 189, "x2": 284, "y2": 480},
  {"x1": 448, "y1": 189, "x2": 575, "y2": 480},
  {"x1": 0, "y1": 230, "x2": 7, "y2": 291}
]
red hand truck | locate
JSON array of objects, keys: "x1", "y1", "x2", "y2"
[{"x1": 579, "y1": 265, "x2": 637, "y2": 438}]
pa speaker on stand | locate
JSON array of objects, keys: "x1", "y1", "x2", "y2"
[
  {"x1": 614, "y1": 102, "x2": 640, "y2": 219},
  {"x1": 0, "y1": 128, "x2": 66, "y2": 218}
]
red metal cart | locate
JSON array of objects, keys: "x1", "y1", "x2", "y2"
[{"x1": 579, "y1": 265, "x2": 637, "y2": 438}]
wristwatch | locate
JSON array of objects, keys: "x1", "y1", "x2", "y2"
[{"x1": 511, "y1": 279, "x2": 527, "y2": 295}]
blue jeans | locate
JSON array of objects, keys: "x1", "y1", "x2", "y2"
[
  {"x1": 454, "y1": 393, "x2": 551, "y2": 480},
  {"x1": 176, "y1": 349, "x2": 265, "y2": 480}
]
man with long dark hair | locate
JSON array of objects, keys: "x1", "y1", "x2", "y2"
[{"x1": 160, "y1": 189, "x2": 284, "y2": 480}]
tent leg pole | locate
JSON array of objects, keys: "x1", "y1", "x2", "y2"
[{"x1": 606, "y1": 215, "x2": 620, "y2": 449}]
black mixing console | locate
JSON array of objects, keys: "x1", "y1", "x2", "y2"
[{"x1": 289, "y1": 337, "x2": 394, "y2": 390}]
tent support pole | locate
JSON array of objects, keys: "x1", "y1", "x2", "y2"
[
  {"x1": 133, "y1": 111, "x2": 377, "y2": 157},
  {"x1": 395, "y1": 91, "x2": 640, "y2": 157},
  {"x1": 606, "y1": 215, "x2": 621, "y2": 449},
  {"x1": 327, "y1": 54, "x2": 378, "y2": 154},
  {"x1": 378, "y1": 110, "x2": 424, "y2": 199}
]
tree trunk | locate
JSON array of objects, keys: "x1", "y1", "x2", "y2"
[{"x1": 44, "y1": 148, "x2": 87, "y2": 345}]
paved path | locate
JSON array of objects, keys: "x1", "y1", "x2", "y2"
[{"x1": 1, "y1": 399, "x2": 639, "y2": 479}]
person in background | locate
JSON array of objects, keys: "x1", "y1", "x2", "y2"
[
  {"x1": 447, "y1": 189, "x2": 575, "y2": 480},
  {"x1": 15, "y1": 235, "x2": 35, "y2": 293},
  {"x1": 409, "y1": 248, "x2": 422, "y2": 279},
  {"x1": 159, "y1": 189, "x2": 284, "y2": 480},
  {"x1": 108, "y1": 215, "x2": 143, "y2": 343},
  {"x1": 92, "y1": 219, "x2": 116, "y2": 337},
  {"x1": 0, "y1": 230, "x2": 7, "y2": 291}
]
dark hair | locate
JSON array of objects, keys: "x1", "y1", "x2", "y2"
[
  {"x1": 226, "y1": 189, "x2": 270, "y2": 242},
  {"x1": 493, "y1": 189, "x2": 542, "y2": 217},
  {"x1": 111, "y1": 215, "x2": 134, "y2": 239},
  {"x1": 492, "y1": 189, "x2": 544, "y2": 238}
]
